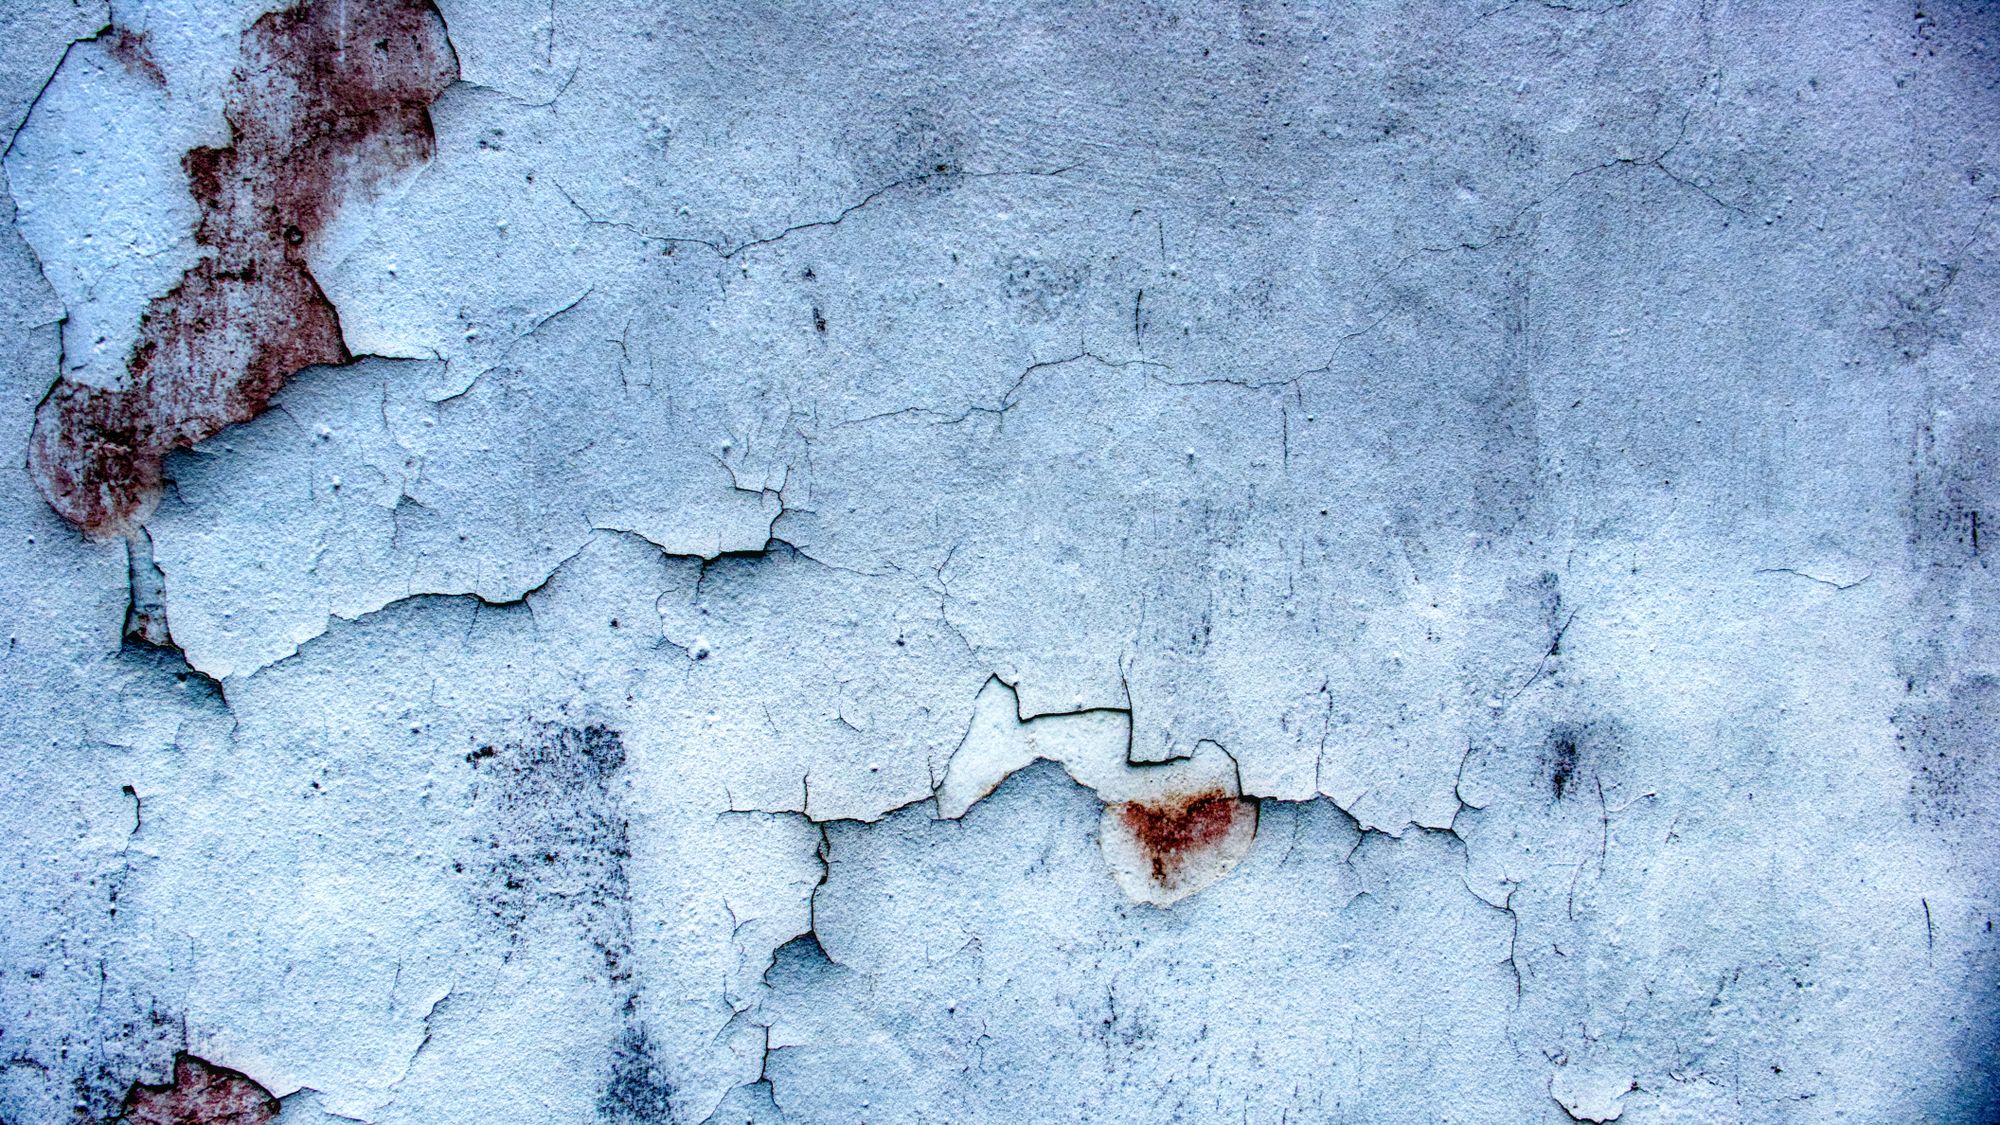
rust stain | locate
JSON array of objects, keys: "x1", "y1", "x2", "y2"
[
  {"x1": 121, "y1": 1053, "x2": 279, "y2": 1125},
  {"x1": 28, "y1": 1, "x2": 458, "y2": 536},
  {"x1": 1117, "y1": 789, "x2": 1252, "y2": 885},
  {"x1": 102, "y1": 28, "x2": 167, "y2": 87}
]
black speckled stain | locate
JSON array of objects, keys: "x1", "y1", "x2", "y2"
[
  {"x1": 1898, "y1": 412, "x2": 1997, "y2": 826},
  {"x1": 465, "y1": 723, "x2": 631, "y2": 978},
  {"x1": 1545, "y1": 725, "x2": 1583, "y2": 801},
  {"x1": 462, "y1": 723, "x2": 698, "y2": 1121},
  {"x1": 598, "y1": 1026, "x2": 678, "y2": 1125}
]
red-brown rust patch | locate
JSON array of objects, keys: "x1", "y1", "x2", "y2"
[
  {"x1": 121, "y1": 1053, "x2": 279, "y2": 1125},
  {"x1": 103, "y1": 29, "x2": 167, "y2": 87},
  {"x1": 28, "y1": 1, "x2": 457, "y2": 536},
  {"x1": 1117, "y1": 789, "x2": 1251, "y2": 884}
]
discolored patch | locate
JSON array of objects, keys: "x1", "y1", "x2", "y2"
[
  {"x1": 27, "y1": 0, "x2": 457, "y2": 536},
  {"x1": 102, "y1": 28, "x2": 166, "y2": 87},
  {"x1": 1897, "y1": 676, "x2": 2000, "y2": 826},
  {"x1": 121, "y1": 1053, "x2": 279, "y2": 1125},
  {"x1": 1101, "y1": 788, "x2": 1258, "y2": 906},
  {"x1": 1547, "y1": 730, "x2": 1580, "y2": 800},
  {"x1": 463, "y1": 723, "x2": 634, "y2": 981},
  {"x1": 597, "y1": 1026, "x2": 678, "y2": 1125},
  {"x1": 1119, "y1": 790, "x2": 1242, "y2": 882}
]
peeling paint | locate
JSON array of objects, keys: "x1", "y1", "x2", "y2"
[
  {"x1": 24, "y1": 0, "x2": 455, "y2": 536},
  {"x1": 0, "y1": 1, "x2": 1997, "y2": 1122},
  {"x1": 121, "y1": 1054, "x2": 279, "y2": 1125}
]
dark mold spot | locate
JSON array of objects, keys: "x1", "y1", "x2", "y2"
[
  {"x1": 1882, "y1": 259, "x2": 1964, "y2": 362},
  {"x1": 18, "y1": 978, "x2": 186, "y2": 1121},
  {"x1": 848, "y1": 105, "x2": 967, "y2": 190},
  {"x1": 1117, "y1": 789, "x2": 1250, "y2": 884},
  {"x1": 1000, "y1": 254, "x2": 1088, "y2": 320},
  {"x1": 597, "y1": 1026, "x2": 678, "y2": 1125},
  {"x1": 1898, "y1": 413, "x2": 1995, "y2": 826},
  {"x1": 1907, "y1": 417, "x2": 1993, "y2": 577},
  {"x1": 121, "y1": 1053, "x2": 279, "y2": 1125},
  {"x1": 29, "y1": 0, "x2": 457, "y2": 536},
  {"x1": 1546, "y1": 728, "x2": 1581, "y2": 800},
  {"x1": 1897, "y1": 675, "x2": 2000, "y2": 826},
  {"x1": 465, "y1": 723, "x2": 632, "y2": 981}
]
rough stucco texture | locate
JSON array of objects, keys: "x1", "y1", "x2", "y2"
[{"x1": 0, "y1": 1, "x2": 1996, "y2": 1123}]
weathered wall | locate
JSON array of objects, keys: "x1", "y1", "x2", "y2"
[{"x1": 1, "y1": 2, "x2": 1996, "y2": 1122}]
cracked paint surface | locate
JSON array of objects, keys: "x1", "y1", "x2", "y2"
[
  {"x1": 0, "y1": 1, "x2": 1996, "y2": 1123},
  {"x1": 17, "y1": 0, "x2": 455, "y2": 536}
]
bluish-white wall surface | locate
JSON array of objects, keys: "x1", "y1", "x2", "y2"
[{"x1": 1, "y1": 2, "x2": 1996, "y2": 1122}]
